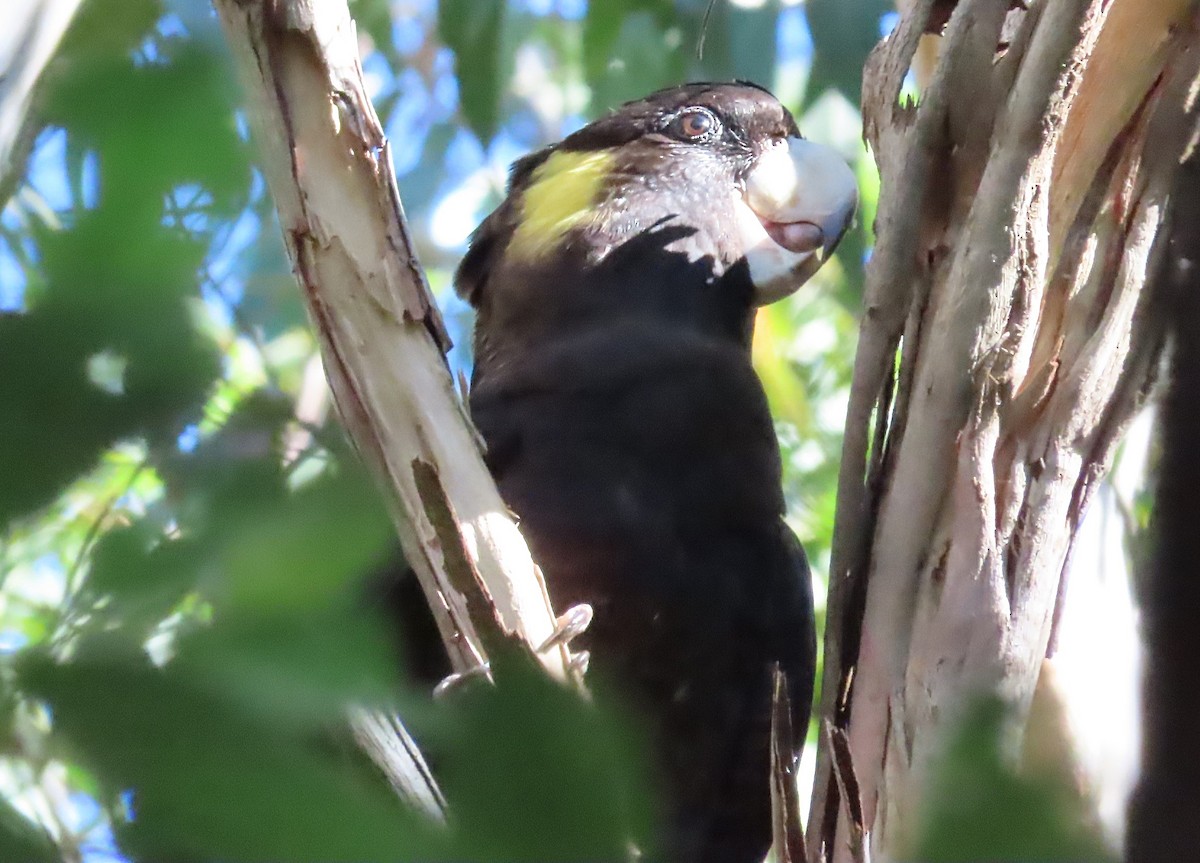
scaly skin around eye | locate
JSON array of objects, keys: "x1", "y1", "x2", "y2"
[{"x1": 676, "y1": 107, "x2": 716, "y2": 140}]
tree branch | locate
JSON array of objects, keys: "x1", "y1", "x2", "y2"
[{"x1": 211, "y1": 0, "x2": 576, "y2": 808}]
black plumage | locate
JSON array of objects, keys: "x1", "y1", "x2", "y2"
[{"x1": 453, "y1": 82, "x2": 852, "y2": 862}]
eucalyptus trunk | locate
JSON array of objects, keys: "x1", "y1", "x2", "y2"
[{"x1": 809, "y1": 2, "x2": 1200, "y2": 860}]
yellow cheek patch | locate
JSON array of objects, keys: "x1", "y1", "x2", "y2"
[{"x1": 509, "y1": 149, "x2": 614, "y2": 261}]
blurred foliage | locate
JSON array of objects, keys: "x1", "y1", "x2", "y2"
[
  {"x1": 0, "y1": 0, "x2": 1105, "y2": 861},
  {"x1": 806, "y1": 0, "x2": 892, "y2": 106},
  {"x1": 911, "y1": 698, "x2": 1117, "y2": 862},
  {"x1": 438, "y1": 0, "x2": 514, "y2": 140},
  {"x1": 0, "y1": 795, "x2": 57, "y2": 863}
]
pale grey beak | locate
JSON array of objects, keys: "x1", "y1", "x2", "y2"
[{"x1": 735, "y1": 136, "x2": 858, "y2": 304}]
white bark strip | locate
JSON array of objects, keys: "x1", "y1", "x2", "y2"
[
  {"x1": 0, "y1": 0, "x2": 85, "y2": 207},
  {"x1": 210, "y1": 1, "x2": 573, "y2": 678}
]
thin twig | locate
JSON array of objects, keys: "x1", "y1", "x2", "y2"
[
  {"x1": 696, "y1": 0, "x2": 717, "y2": 61},
  {"x1": 826, "y1": 721, "x2": 866, "y2": 863},
  {"x1": 770, "y1": 665, "x2": 807, "y2": 863}
]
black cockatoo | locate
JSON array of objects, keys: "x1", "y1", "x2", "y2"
[{"x1": 453, "y1": 82, "x2": 856, "y2": 862}]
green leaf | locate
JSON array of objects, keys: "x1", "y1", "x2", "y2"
[
  {"x1": 834, "y1": 149, "x2": 880, "y2": 306},
  {"x1": 19, "y1": 652, "x2": 448, "y2": 862},
  {"x1": 682, "y1": 1, "x2": 778, "y2": 87},
  {"x1": 426, "y1": 652, "x2": 656, "y2": 861},
  {"x1": 348, "y1": 0, "x2": 395, "y2": 54},
  {"x1": 0, "y1": 310, "x2": 127, "y2": 525},
  {"x1": 54, "y1": 0, "x2": 160, "y2": 66},
  {"x1": 727, "y1": 4, "x2": 779, "y2": 87},
  {"x1": 43, "y1": 43, "x2": 250, "y2": 216},
  {"x1": 583, "y1": 1, "x2": 682, "y2": 111},
  {"x1": 211, "y1": 467, "x2": 393, "y2": 615},
  {"x1": 81, "y1": 525, "x2": 201, "y2": 639},
  {"x1": 438, "y1": 0, "x2": 510, "y2": 142},
  {"x1": 0, "y1": 206, "x2": 221, "y2": 526},
  {"x1": 912, "y1": 698, "x2": 1116, "y2": 862},
  {"x1": 0, "y1": 796, "x2": 57, "y2": 863},
  {"x1": 0, "y1": 29, "x2": 250, "y2": 526},
  {"x1": 806, "y1": 0, "x2": 891, "y2": 107},
  {"x1": 175, "y1": 607, "x2": 404, "y2": 730}
]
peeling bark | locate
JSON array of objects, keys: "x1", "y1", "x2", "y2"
[
  {"x1": 811, "y1": 2, "x2": 1200, "y2": 860},
  {"x1": 771, "y1": 667, "x2": 809, "y2": 863},
  {"x1": 0, "y1": 0, "x2": 85, "y2": 208},
  {"x1": 211, "y1": 0, "x2": 576, "y2": 808}
]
